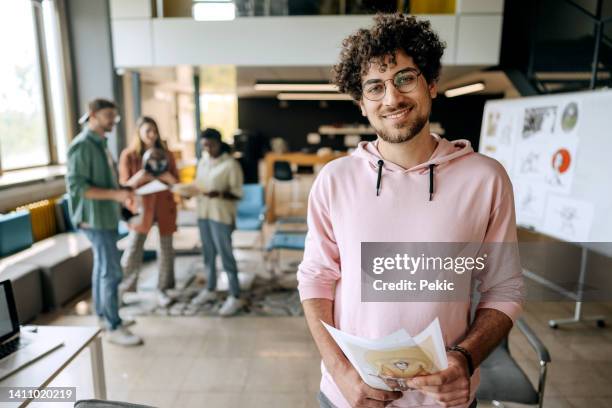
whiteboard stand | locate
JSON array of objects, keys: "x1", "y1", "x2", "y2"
[{"x1": 548, "y1": 247, "x2": 606, "y2": 329}]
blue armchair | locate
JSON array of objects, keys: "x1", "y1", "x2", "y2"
[{"x1": 236, "y1": 184, "x2": 266, "y2": 231}]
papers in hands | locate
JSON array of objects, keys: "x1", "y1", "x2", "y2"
[
  {"x1": 135, "y1": 179, "x2": 169, "y2": 195},
  {"x1": 171, "y1": 183, "x2": 201, "y2": 197},
  {"x1": 322, "y1": 318, "x2": 448, "y2": 391}
]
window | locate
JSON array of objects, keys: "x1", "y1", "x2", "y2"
[
  {"x1": 0, "y1": 1, "x2": 50, "y2": 170},
  {"x1": 200, "y1": 66, "x2": 238, "y2": 144},
  {"x1": 42, "y1": 0, "x2": 71, "y2": 164}
]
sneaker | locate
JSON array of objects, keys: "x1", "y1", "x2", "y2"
[
  {"x1": 121, "y1": 318, "x2": 137, "y2": 328},
  {"x1": 156, "y1": 290, "x2": 173, "y2": 308},
  {"x1": 190, "y1": 289, "x2": 217, "y2": 306},
  {"x1": 98, "y1": 317, "x2": 136, "y2": 331},
  {"x1": 107, "y1": 326, "x2": 143, "y2": 347},
  {"x1": 218, "y1": 296, "x2": 245, "y2": 317}
]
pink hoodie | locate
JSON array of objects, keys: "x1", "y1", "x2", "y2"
[{"x1": 298, "y1": 134, "x2": 524, "y2": 408}]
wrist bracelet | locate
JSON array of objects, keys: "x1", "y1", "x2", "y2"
[{"x1": 446, "y1": 345, "x2": 475, "y2": 376}]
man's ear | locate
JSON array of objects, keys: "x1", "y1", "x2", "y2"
[
  {"x1": 359, "y1": 100, "x2": 367, "y2": 116},
  {"x1": 429, "y1": 81, "x2": 438, "y2": 99}
]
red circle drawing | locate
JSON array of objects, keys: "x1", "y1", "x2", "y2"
[{"x1": 552, "y1": 149, "x2": 571, "y2": 173}]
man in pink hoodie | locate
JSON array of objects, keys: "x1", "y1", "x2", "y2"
[{"x1": 297, "y1": 14, "x2": 525, "y2": 408}]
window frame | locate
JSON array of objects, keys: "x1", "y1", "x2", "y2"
[{"x1": 0, "y1": 0, "x2": 73, "y2": 176}]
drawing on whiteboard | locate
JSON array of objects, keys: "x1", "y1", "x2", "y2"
[
  {"x1": 486, "y1": 111, "x2": 501, "y2": 136},
  {"x1": 559, "y1": 206, "x2": 578, "y2": 236},
  {"x1": 522, "y1": 106, "x2": 557, "y2": 138},
  {"x1": 548, "y1": 148, "x2": 572, "y2": 186},
  {"x1": 561, "y1": 102, "x2": 579, "y2": 132},
  {"x1": 521, "y1": 187, "x2": 537, "y2": 213},
  {"x1": 542, "y1": 196, "x2": 594, "y2": 242},
  {"x1": 520, "y1": 152, "x2": 540, "y2": 174},
  {"x1": 500, "y1": 123, "x2": 512, "y2": 145},
  {"x1": 483, "y1": 145, "x2": 496, "y2": 154},
  {"x1": 515, "y1": 183, "x2": 547, "y2": 225}
]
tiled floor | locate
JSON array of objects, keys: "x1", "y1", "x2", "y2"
[
  {"x1": 27, "y1": 224, "x2": 612, "y2": 408},
  {"x1": 32, "y1": 301, "x2": 612, "y2": 408},
  {"x1": 33, "y1": 314, "x2": 321, "y2": 408}
]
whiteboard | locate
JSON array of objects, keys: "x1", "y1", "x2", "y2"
[{"x1": 478, "y1": 89, "x2": 612, "y2": 244}]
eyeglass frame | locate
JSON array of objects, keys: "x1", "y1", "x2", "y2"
[{"x1": 361, "y1": 68, "x2": 422, "y2": 101}]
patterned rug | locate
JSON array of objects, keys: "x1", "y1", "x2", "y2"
[{"x1": 74, "y1": 251, "x2": 305, "y2": 318}]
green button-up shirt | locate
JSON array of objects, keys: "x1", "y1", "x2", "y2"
[{"x1": 65, "y1": 128, "x2": 120, "y2": 230}]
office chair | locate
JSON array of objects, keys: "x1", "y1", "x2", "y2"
[
  {"x1": 269, "y1": 160, "x2": 304, "y2": 217},
  {"x1": 75, "y1": 400, "x2": 155, "y2": 408},
  {"x1": 476, "y1": 318, "x2": 550, "y2": 408}
]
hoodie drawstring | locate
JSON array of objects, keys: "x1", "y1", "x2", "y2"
[
  {"x1": 376, "y1": 160, "x2": 384, "y2": 196},
  {"x1": 376, "y1": 160, "x2": 435, "y2": 200},
  {"x1": 429, "y1": 164, "x2": 436, "y2": 201}
]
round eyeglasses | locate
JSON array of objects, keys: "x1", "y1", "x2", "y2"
[{"x1": 362, "y1": 69, "x2": 421, "y2": 101}]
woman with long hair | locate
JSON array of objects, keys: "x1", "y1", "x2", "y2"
[{"x1": 118, "y1": 116, "x2": 179, "y2": 307}]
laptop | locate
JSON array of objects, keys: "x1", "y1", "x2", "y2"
[{"x1": 0, "y1": 280, "x2": 63, "y2": 381}]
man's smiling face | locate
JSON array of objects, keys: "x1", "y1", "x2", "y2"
[{"x1": 359, "y1": 50, "x2": 437, "y2": 144}]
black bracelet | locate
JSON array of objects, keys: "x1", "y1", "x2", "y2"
[{"x1": 446, "y1": 345, "x2": 475, "y2": 377}]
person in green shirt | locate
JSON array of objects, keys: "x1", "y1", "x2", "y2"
[{"x1": 66, "y1": 98, "x2": 143, "y2": 347}]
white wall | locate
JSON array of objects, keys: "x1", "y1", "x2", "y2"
[
  {"x1": 456, "y1": 0, "x2": 505, "y2": 14},
  {"x1": 110, "y1": 0, "x2": 152, "y2": 19},
  {"x1": 108, "y1": 13, "x2": 506, "y2": 67},
  {"x1": 455, "y1": 15, "x2": 504, "y2": 65}
]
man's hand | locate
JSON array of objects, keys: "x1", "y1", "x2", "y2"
[
  {"x1": 157, "y1": 171, "x2": 178, "y2": 185},
  {"x1": 333, "y1": 363, "x2": 402, "y2": 408},
  {"x1": 125, "y1": 169, "x2": 153, "y2": 188},
  {"x1": 114, "y1": 188, "x2": 135, "y2": 203},
  {"x1": 406, "y1": 352, "x2": 471, "y2": 407}
]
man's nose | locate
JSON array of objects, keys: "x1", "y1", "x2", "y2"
[{"x1": 382, "y1": 80, "x2": 403, "y2": 106}]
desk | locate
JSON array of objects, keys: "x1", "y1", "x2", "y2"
[
  {"x1": 264, "y1": 152, "x2": 346, "y2": 222},
  {"x1": 0, "y1": 326, "x2": 105, "y2": 407}
]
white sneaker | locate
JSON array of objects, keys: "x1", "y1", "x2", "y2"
[
  {"x1": 218, "y1": 296, "x2": 245, "y2": 317},
  {"x1": 156, "y1": 290, "x2": 173, "y2": 308},
  {"x1": 98, "y1": 317, "x2": 136, "y2": 331},
  {"x1": 107, "y1": 327, "x2": 143, "y2": 347},
  {"x1": 190, "y1": 289, "x2": 217, "y2": 306}
]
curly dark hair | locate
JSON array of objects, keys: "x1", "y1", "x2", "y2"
[{"x1": 332, "y1": 13, "x2": 446, "y2": 100}]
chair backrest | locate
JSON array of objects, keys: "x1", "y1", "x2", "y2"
[
  {"x1": 74, "y1": 400, "x2": 155, "y2": 408},
  {"x1": 0, "y1": 210, "x2": 33, "y2": 257},
  {"x1": 58, "y1": 194, "x2": 76, "y2": 232},
  {"x1": 237, "y1": 184, "x2": 265, "y2": 215},
  {"x1": 273, "y1": 161, "x2": 293, "y2": 181}
]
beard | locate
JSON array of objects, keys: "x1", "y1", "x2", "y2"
[
  {"x1": 102, "y1": 124, "x2": 115, "y2": 133},
  {"x1": 374, "y1": 116, "x2": 427, "y2": 143},
  {"x1": 372, "y1": 109, "x2": 428, "y2": 144}
]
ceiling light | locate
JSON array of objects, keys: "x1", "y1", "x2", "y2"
[
  {"x1": 255, "y1": 83, "x2": 338, "y2": 92},
  {"x1": 277, "y1": 93, "x2": 352, "y2": 101},
  {"x1": 444, "y1": 82, "x2": 485, "y2": 98},
  {"x1": 193, "y1": 2, "x2": 235, "y2": 21}
]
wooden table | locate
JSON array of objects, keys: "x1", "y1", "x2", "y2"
[
  {"x1": 0, "y1": 326, "x2": 105, "y2": 407},
  {"x1": 264, "y1": 152, "x2": 346, "y2": 222}
]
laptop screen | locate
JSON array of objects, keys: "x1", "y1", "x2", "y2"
[{"x1": 0, "y1": 281, "x2": 19, "y2": 343}]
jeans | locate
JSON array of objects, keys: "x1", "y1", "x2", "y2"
[
  {"x1": 317, "y1": 391, "x2": 477, "y2": 408},
  {"x1": 82, "y1": 228, "x2": 123, "y2": 330},
  {"x1": 197, "y1": 219, "x2": 240, "y2": 297}
]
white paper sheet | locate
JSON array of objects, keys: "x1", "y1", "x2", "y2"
[
  {"x1": 322, "y1": 318, "x2": 448, "y2": 391},
  {"x1": 541, "y1": 195, "x2": 594, "y2": 241},
  {"x1": 135, "y1": 179, "x2": 169, "y2": 195}
]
